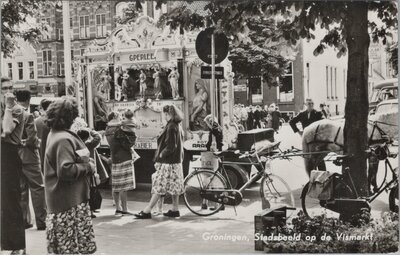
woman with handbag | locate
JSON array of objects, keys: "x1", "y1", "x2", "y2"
[
  {"x1": 135, "y1": 105, "x2": 185, "y2": 219},
  {"x1": 72, "y1": 123, "x2": 103, "y2": 218},
  {"x1": 105, "y1": 111, "x2": 137, "y2": 216},
  {"x1": 44, "y1": 98, "x2": 96, "y2": 254}
]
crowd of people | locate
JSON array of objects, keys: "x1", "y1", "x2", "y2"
[
  {"x1": 1, "y1": 72, "x2": 334, "y2": 255},
  {"x1": 233, "y1": 103, "x2": 282, "y2": 133},
  {"x1": 1, "y1": 77, "x2": 187, "y2": 254}
]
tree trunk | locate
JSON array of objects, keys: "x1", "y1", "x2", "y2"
[{"x1": 343, "y1": 2, "x2": 370, "y2": 196}]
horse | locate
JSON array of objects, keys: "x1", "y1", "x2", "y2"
[{"x1": 301, "y1": 118, "x2": 397, "y2": 192}]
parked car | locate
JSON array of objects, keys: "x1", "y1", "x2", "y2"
[{"x1": 369, "y1": 78, "x2": 398, "y2": 113}]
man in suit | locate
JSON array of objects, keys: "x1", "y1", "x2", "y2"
[
  {"x1": 16, "y1": 90, "x2": 47, "y2": 230},
  {"x1": 289, "y1": 98, "x2": 324, "y2": 136},
  {"x1": 290, "y1": 98, "x2": 326, "y2": 170},
  {"x1": 35, "y1": 99, "x2": 52, "y2": 172}
]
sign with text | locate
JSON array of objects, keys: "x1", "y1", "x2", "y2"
[{"x1": 201, "y1": 66, "x2": 224, "y2": 79}]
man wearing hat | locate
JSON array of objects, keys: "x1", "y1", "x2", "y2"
[{"x1": 289, "y1": 98, "x2": 324, "y2": 136}]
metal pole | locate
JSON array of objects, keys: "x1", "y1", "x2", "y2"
[
  {"x1": 62, "y1": 1, "x2": 72, "y2": 95},
  {"x1": 211, "y1": 32, "x2": 215, "y2": 125}
]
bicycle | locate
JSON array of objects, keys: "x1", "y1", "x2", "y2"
[
  {"x1": 183, "y1": 143, "x2": 296, "y2": 216},
  {"x1": 301, "y1": 142, "x2": 398, "y2": 218}
]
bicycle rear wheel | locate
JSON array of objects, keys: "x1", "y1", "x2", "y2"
[
  {"x1": 260, "y1": 174, "x2": 295, "y2": 215},
  {"x1": 301, "y1": 180, "x2": 354, "y2": 218},
  {"x1": 183, "y1": 169, "x2": 228, "y2": 216},
  {"x1": 389, "y1": 184, "x2": 398, "y2": 213}
]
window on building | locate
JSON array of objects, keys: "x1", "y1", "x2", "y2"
[
  {"x1": 29, "y1": 61, "x2": 34, "y2": 79},
  {"x1": 7, "y1": 63, "x2": 12, "y2": 80},
  {"x1": 96, "y1": 13, "x2": 106, "y2": 37},
  {"x1": 71, "y1": 50, "x2": 74, "y2": 60},
  {"x1": 18, "y1": 62, "x2": 23, "y2": 80},
  {"x1": 43, "y1": 50, "x2": 52, "y2": 76},
  {"x1": 306, "y1": 62, "x2": 310, "y2": 98},
  {"x1": 335, "y1": 67, "x2": 338, "y2": 99},
  {"x1": 56, "y1": 28, "x2": 63, "y2": 40},
  {"x1": 41, "y1": 18, "x2": 51, "y2": 40},
  {"x1": 79, "y1": 15, "x2": 90, "y2": 38},
  {"x1": 70, "y1": 17, "x2": 73, "y2": 27},
  {"x1": 330, "y1": 66, "x2": 334, "y2": 99},
  {"x1": 279, "y1": 62, "x2": 294, "y2": 102},
  {"x1": 80, "y1": 49, "x2": 86, "y2": 63},
  {"x1": 326, "y1": 66, "x2": 329, "y2": 99},
  {"x1": 249, "y1": 75, "x2": 263, "y2": 104},
  {"x1": 58, "y1": 63, "x2": 65, "y2": 76},
  {"x1": 343, "y1": 69, "x2": 347, "y2": 98}
]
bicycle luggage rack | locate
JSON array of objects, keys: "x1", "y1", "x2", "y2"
[{"x1": 254, "y1": 206, "x2": 296, "y2": 251}]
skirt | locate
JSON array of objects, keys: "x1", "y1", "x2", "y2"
[
  {"x1": 1, "y1": 141, "x2": 25, "y2": 250},
  {"x1": 112, "y1": 160, "x2": 136, "y2": 192},
  {"x1": 46, "y1": 202, "x2": 96, "y2": 254},
  {"x1": 151, "y1": 162, "x2": 184, "y2": 195}
]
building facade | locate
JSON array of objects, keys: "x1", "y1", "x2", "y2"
[
  {"x1": 33, "y1": 1, "x2": 172, "y2": 97},
  {"x1": 1, "y1": 39, "x2": 39, "y2": 95}
]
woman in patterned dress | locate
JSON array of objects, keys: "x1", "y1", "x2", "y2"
[
  {"x1": 135, "y1": 105, "x2": 184, "y2": 219},
  {"x1": 44, "y1": 97, "x2": 97, "y2": 254}
]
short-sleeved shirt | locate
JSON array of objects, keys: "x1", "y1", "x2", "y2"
[{"x1": 1, "y1": 103, "x2": 25, "y2": 145}]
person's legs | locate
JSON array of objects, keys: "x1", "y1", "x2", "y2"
[
  {"x1": 19, "y1": 175, "x2": 32, "y2": 228},
  {"x1": 171, "y1": 195, "x2": 179, "y2": 212},
  {"x1": 143, "y1": 194, "x2": 162, "y2": 214},
  {"x1": 22, "y1": 164, "x2": 47, "y2": 229},
  {"x1": 113, "y1": 191, "x2": 121, "y2": 211},
  {"x1": 120, "y1": 191, "x2": 128, "y2": 212}
]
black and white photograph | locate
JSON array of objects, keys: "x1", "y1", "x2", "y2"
[{"x1": 0, "y1": 0, "x2": 399, "y2": 254}]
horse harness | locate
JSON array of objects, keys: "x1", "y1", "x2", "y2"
[{"x1": 307, "y1": 124, "x2": 343, "y2": 148}]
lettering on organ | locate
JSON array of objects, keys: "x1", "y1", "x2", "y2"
[{"x1": 129, "y1": 53, "x2": 156, "y2": 61}]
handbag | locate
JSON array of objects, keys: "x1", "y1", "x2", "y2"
[
  {"x1": 94, "y1": 149, "x2": 109, "y2": 184},
  {"x1": 89, "y1": 174, "x2": 102, "y2": 211}
]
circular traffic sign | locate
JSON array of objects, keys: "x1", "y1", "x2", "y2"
[{"x1": 195, "y1": 27, "x2": 229, "y2": 65}]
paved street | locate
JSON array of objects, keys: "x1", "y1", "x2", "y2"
[{"x1": 20, "y1": 125, "x2": 396, "y2": 254}]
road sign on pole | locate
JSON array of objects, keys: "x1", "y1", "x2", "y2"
[
  {"x1": 201, "y1": 66, "x2": 224, "y2": 79},
  {"x1": 195, "y1": 28, "x2": 229, "y2": 65}
]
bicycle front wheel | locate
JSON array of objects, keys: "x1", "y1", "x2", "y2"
[
  {"x1": 183, "y1": 169, "x2": 228, "y2": 216},
  {"x1": 260, "y1": 174, "x2": 295, "y2": 212}
]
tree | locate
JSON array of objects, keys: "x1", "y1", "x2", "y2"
[
  {"x1": 228, "y1": 17, "x2": 293, "y2": 86},
  {"x1": 158, "y1": 0, "x2": 397, "y2": 196},
  {"x1": 1, "y1": 0, "x2": 46, "y2": 58}
]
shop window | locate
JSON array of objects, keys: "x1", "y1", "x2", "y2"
[
  {"x1": 18, "y1": 62, "x2": 23, "y2": 80},
  {"x1": 43, "y1": 50, "x2": 52, "y2": 76},
  {"x1": 79, "y1": 14, "x2": 90, "y2": 38},
  {"x1": 279, "y1": 62, "x2": 294, "y2": 102},
  {"x1": 7, "y1": 63, "x2": 12, "y2": 80},
  {"x1": 29, "y1": 61, "x2": 34, "y2": 79},
  {"x1": 96, "y1": 13, "x2": 106, "y2": 37}
]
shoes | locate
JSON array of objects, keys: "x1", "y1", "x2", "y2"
[
  {"x1": 163, "y1": 210, "x2": 180, "y2": 218},
  {"x1": 37, "y1": 226, "x2": 46, "y2": 231},
  {"x1": 91, "y1": 213, "x2": 97, "y2": 218},
  {"x1": 115, "y1": 210, "x2": 123, "y2": 216},
  {"x1": 25, "y1": 224, "x2": 33, "y2": 230},
  {"x1": 134, "y1": 211, "x2": 152, "y2": 219},
  {"x1": 121, "y1": 211, "x2": 133, "y2": 216}
]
